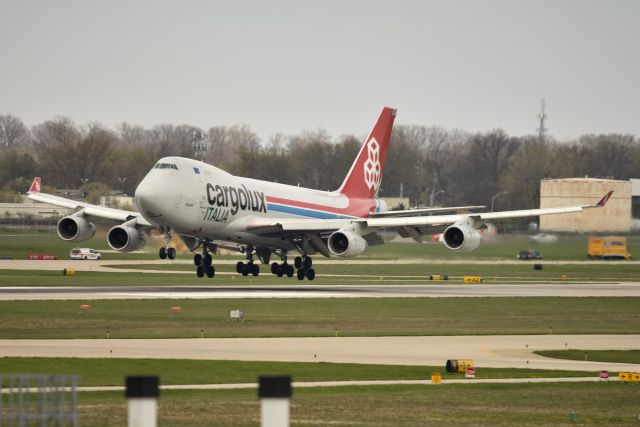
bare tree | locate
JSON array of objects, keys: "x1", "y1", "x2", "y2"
[
  {"x1": 0, "y1": 114, "x2": 28, "y2": 149},
  {"x1": 32, "y1": 117, "x2": 81, "y2": 188}
]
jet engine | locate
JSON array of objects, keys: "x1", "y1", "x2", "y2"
[
  {"x1": 328, "y1": 228, "x2": 368, "y2": 257},
  {"x1": 107, "y1": 224, "x2": 145, "y2": 252},
  {"x1": 442, "y1": 223, "x2": 481, "y2": 252},
  {"x1": 57, "y1": 215, "x2": 96, "y2": 241}
]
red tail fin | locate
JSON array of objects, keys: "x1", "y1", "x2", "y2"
[
  {"x1": 29, "y1": 177, "x2": 42, "y2": 193},
  {"x1": 338, "y1": 107, "x2": 396, "y2": 199}
]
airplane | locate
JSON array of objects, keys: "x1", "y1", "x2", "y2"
[{"x1": 27, "y1": 107, "x2": 614, "y2": 280}]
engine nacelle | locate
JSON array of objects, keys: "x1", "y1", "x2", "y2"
[
  {"x1": 107, "y1": 225, "x2": 145, "y2": 252},
  {"x1": 57, "y1": 215, "x2": 96, "y2": 241},
  {"x1": 442, "y1": 224, "x2": 482, "y2": 252},
  {"x1": 328, "y1": 229, "x2": 368, "y2": 258}
]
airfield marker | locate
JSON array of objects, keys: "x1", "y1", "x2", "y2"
[
  {"x1": 259, "y1": 376, "x2": 291, "y2": 427},
  {"x1": 126, "y1": 376, "x2": 159, "y2": 427}
]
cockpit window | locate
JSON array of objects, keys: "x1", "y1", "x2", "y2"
[{"x1": 154, "y1": 163, "x2": 179, "y2": 170}]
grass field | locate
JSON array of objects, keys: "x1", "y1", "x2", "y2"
[
  {"x1": 1, "y1": 297, "x2": 638, "y2": 339},
  {"x1": 0, "y1": 358, "x2": 597, "y2": 386},
  {"x1": 535, "y1": 350, "x2": 640, "y2": 364},
  {"x1": 1, "y1": 230, "x2": 638, "y2": 262},
  {"x1": 35, "y1": 383, "x2": 640, "y2": 426}
]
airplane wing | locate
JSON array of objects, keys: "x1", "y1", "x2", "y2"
[
  {"x1": 26, "y1": 177, "x2": 152, "y2": 226},
  {"x1": 247, "y1": 191, "x2": 614, "y2": 238},
  {"x1": 368, "y1": 205, "x2": 485, "y2": 218}
]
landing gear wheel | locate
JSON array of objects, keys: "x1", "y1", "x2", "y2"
[
  {"x1": 167, "y1": 247, "x2": 176, "y2": 260},
  {"x1": 271, "y1": 262, "x2": 279, "y2": 275},
  {"x1": 203, "y1": 253, "x2": 212, "y2": 267},
  {"x1": 306, "y1": 268, "x2": 315, "y2": 281},
  {"x1": 285, "y1": 264, "x2": 294, "y2": 277},
  {"x1": 236, "y1": 261, "x2": 244, "y2": 274},
  {"x1": 196, "y1": 266, "x2": 204, "y2": 278},
  {"x1": 194, "y1": 254, "x2": 202, "y2": 266},
  {"x1": 294, "y1": 256, "x2": 302, "y2": 269},
  {"x1": 159, "y1": 247, "x2": 167, "y2": 259},
  {"x1": 297, "y1": 269, "x2": 305, "y2": 281},
  {"x1": 251, "y1": 263, "x2": 259, "y2": 277},
  {"x1": 276, "y1": 269, "x2": 284, "y2": 277},
  {"x1": 303, "y1": 257, "x2": 312, "y2": 269},
  {"x1": 206, "y1": 265, "x2": 215, "y2": 278}
]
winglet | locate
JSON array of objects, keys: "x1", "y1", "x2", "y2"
[
  {"x1": 28, "y1": 177, "x2": 42, "y2": 193},
  {"x1": 595, "y1": 190, "x2": 613, "y2": 207}
]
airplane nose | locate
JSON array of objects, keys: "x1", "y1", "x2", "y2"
[{"x1": 135, "y1": 175, "x2": 172, "y2": 219}]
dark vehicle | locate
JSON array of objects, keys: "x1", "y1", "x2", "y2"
[{"x1": 517, "y1": 250, "x2": 543, "y2": 260}]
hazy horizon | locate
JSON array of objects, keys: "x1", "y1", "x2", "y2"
[{"x1": 1, "y1": 0, "x2": 639, "y2": 141}]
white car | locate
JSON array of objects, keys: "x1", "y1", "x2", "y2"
[
  {"x1": 529, "y1": 233, "x2": 559, "y2": 244},
  {"x1": 70, "y1": 248, "x2": 102, "y2": 260}
]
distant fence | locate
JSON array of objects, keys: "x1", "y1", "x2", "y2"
[{"x1": 0, "y1": 375, "x2": 78, "y2": 427}]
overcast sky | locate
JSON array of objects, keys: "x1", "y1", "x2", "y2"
[{"x1": 1, "y1": 0, "x2": 639, "y2": 141}]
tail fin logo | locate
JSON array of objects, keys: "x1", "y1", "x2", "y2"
[
  {"x1": 29, "y1": 177, "x2": 41, "y2": 193},
  {"x1": 363, "y1": 138, "x2": 381, "y2": 191}
]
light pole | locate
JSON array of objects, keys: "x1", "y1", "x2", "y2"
[
  {"x1": 491, "y1": 191, "x2": 508, "y2": 212},
  {"x1": 429, "y1": 190, "x2": 445, "y2": 207}
]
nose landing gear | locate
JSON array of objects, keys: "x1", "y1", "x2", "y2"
[{"x1": 159, "y1": 228, "x2": 176, "y2": 260}]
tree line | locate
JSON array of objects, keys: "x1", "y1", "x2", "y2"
[{"x1": 1, "y1": 113, "x2": 638, "y2": 210}]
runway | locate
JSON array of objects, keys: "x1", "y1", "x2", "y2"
[
  {"x1": 3, "y1": 258, "x2": 640, "y2": 273},
  {"x1": 2, "y1": 282, "x2": 640, "y2": 299},
  {"x1": 1, "y1": 335, "x2": 639, "y2": 372},
  {"x1": 5, "y1": 376, "x2": 613, "y2": 394}
]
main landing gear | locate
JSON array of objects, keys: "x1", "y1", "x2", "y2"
[
  {"x1": 194, "y1": 242, "x2": 215, "y2": 278},
  {"x1": 236, "y1": 247, "x2": 259, "y2": 277},
  {"x1": 158, "y1": 229, "x2": 176, "y2": 260},
  {"x1": 187, "y1": 243, "x2": 316, "y2": 281},
  {"x1": 294, "y1": 255, "x2": 315, "y2": 281},
  {"x1": 270, "y1": 252, "x2": 294, "y2": 278}
]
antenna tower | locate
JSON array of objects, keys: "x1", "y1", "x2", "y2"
[
  {"x1": 192, "y1": 130, "x2": 208, "y2": 161},
  {"x1": 537, "y1": 99, "x2": 547, "y2": 143}
]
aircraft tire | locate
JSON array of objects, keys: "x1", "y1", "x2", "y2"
[
  {"x1": 236, "y1": 261, "x2": 244, "y2": 274},
  {"x1": 285, "y1": 265, "x2": 294, "y2": 277},
  {"x1": 204, "y1": 253, "x2": 212, "y2": 266},
  {"x1": 251, "y1": 263, "x2": 259, "y2": 276},
  {"x1": 196, "y1": 266, "x2": 205, "y2": 278},
  {"x1": 303, "y1": 257, "x2": 312, "y2": 269},
  {"x1": 194, "y1": 254, "x2": 202, "y2": 266},
  {"x1": 306, "y1": 268, "x2": 315, "y2": 281},
  {"x1": 296, "y1": 269, "x2": 305, "y2": 280},
  {"x1": 159, "y1": 247, "x2": 167, "y2": 259},
  {"x1": 294, "y1": 256, "x2": 302, "y2": 269},
  {"x1": 271, "y1": 262, "x2": 279, "y2": 274},
  {"x1": 206, "y1": 265, "x2": 215, "y2": 278},
  {"x1": 167, "y1": 247, "x2": 176, "y2": 260}
]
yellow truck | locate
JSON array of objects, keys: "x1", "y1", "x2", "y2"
[{"x1": 588, "y1": 236, "x2": 632, "y2": 260}]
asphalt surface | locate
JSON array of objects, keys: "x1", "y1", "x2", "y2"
[
  {"x1": 1, "y1": 335, "x2": 639, "y2": 372},
  {"x1": 3, "y1": 259, "x2": 640, "y2": 272},
  {"x1": 1, "y1": 376, "x2": 614, "y2": 394},
  {"x1": 1, "y1": 282, "x2": 640, "y2": 300}
]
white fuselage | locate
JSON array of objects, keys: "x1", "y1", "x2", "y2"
[{"x1": 134, "y1": 157, "x2": 380, "y2": 250}]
